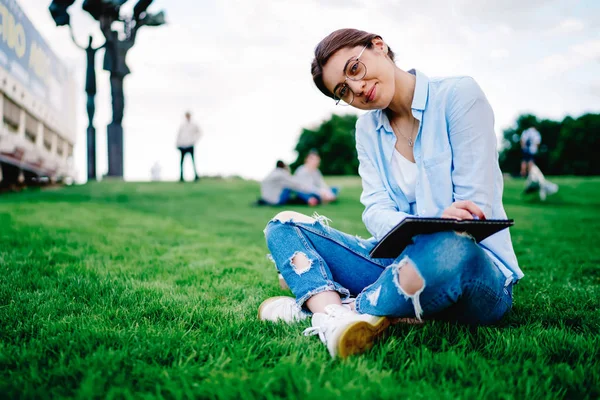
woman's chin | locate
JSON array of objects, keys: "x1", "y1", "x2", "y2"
[
  {"x1": 353, "y1": 100, "x2": 383, "y2": 111},
  {"x1": 365, "y1": 101, "x2": 387, "y2": 111}
]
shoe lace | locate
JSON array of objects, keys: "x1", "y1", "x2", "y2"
[
  {"x1": 301, "y1": 306, "x2": 347, "y2": 340},
  {"x1": 302, "y1": 325, "x2": 325, "y2": 340}
]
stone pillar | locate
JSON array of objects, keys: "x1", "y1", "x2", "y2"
[
  {"x1": 87, "y1": 126, "x2": 96, "y2": 180},
  {"x1": 106, "y1": 123, "x2": 123, "y2": 178}
]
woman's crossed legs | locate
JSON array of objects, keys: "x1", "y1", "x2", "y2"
[{"x1": 261, "y1": 211, "x2": 513, "y2": 357}]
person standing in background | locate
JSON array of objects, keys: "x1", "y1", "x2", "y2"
[
  {"x1": 520, "y1": 126, "x2": 541, "y2": 177},
  {"x1": 176, "y1": 111, "x2": 202, "y2": 182}
]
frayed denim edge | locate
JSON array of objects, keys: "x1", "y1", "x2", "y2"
[
  {"x1": 296, "y1": 283, "x2": 351, "y2": 315},
  {"x1": 392, "y1": 256, "x2": 426, "y2": 321}
]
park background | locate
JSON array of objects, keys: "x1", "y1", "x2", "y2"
[
  {"x1": 2, "y1": 1, "x2": 600, "y2": 398},
  {"x1": 21, "y1": 0, "x2": 600, "y2": 182}
]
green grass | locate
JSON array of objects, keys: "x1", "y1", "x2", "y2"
[{"x1": 1, "y1": 176, "x2": 599, "y2": 399}]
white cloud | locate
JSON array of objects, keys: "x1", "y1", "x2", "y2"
[
  {"x1": 547, "y1": 17, "x2": 586, "y2": 35},
  {"x1": 538, "y1": 39, "x2": 600, "y2": 78},
  {"x1": 452, "y1": 0, "x2": 561, "y2": 29},
  {"x1": 490, "y1": 49, "x2": 510, "y2": 59},
  {"x1": 572, "y1": 39, "x2": 600, "y2": 58}
]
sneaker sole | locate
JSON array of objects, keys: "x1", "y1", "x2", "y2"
[
  {"x1": 257, "y1": 296, "x2": 293, "y2": 321},
  {"x1": 337, "y1": 317, "x2": 390, "y2": 358}
]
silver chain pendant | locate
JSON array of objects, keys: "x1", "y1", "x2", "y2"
[{"x1": 408, "y1": 138, "x2": 413, "y2": 147}]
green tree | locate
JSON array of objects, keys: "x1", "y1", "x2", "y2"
[
  {"x1": 499, "y1": 113, "x2": 600, "y2": 176},
  {"x1": 291, "y1": 114, "x2": 359, "y2": 175},
  {"x1": 553, "y1": 114, "x2": 600, "y2": 175}
]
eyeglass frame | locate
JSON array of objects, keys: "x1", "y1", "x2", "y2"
[{"x1": 332, "y1": 44, "x2": 369, "y2": 106}]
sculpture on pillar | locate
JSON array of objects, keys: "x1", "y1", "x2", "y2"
[
  {"x1": 49, "y1": 0, "x2": 166, "y2": 179},
  {"x1": 70, "y1": 33, "x2": 104, "y2": 180}
]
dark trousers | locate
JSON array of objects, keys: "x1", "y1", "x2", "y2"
[
  {"x1": 276, "y1": 187, "x2": 340, "y2": 205},
  {"x1": 178, "y1": 146, "x2": 198, "y2": 181}
]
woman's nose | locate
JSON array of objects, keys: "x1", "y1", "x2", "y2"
[{"x1": 347, "y1": 79, "x2": 365, "y2": 97}]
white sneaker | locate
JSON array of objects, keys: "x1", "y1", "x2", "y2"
[
  {"x1": 545, "y1": 181, "x2": 559, "y2": 196},
  {"x1": 258, "y1": 296, "x2": 354, "y2": 324},
  {"x1": 258, "y1": 296, "x2": 309, "y2": 323},
  {"x1": 539, "y1": 186, "x2": 547, "y2": 201},
  {"x1": 302, "y1": 304, "x2": 390, "y2": 358}
]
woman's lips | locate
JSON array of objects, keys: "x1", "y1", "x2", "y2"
[{"x1": 366, "y1": 84, "x2": 376, "y2": 103}]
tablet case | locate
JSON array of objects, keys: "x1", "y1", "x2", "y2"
[{"x1": 369, "y1": 217, "x2": 514, "y2": 258}]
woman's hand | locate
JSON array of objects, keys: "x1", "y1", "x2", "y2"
[{"x1": 441, "y1": 200, "x2": 486, "y2": 220}]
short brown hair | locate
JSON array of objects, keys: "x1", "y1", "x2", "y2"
[{"x1": 311, "y1": 28, "x2": 395, "y2": 99}]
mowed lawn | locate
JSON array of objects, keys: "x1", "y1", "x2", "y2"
[{"x1": 1, "y1": 176, "x2": 599, "y2": 399}]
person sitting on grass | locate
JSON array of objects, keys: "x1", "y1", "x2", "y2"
[
  {"x1": 258, "y1": 28, "x2": 523, "y2": 358},
  {"x1": 259, "y1": 160, "x2": 324, "y2": 206},
  {"x1": 294, "y1": 150, "x2": 339, "y2": 205}
]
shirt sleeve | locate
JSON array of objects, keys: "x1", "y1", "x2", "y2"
[
  {"x1": 315, "y1": 169, "x2": 329, "y2": 190},
  {"x1": 357, "y1": 134, "x2": 412, "y2": 241},
  {"x1": 293, "y1": 166, "x2": 309, "y2": 182},
  {"x1": 446, "y1": 77, "x2": 497, "y2": 219}
]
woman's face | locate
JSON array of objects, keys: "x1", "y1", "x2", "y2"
[{"x1": 321, "y1": 40, "x2": 395, "y2": 111}]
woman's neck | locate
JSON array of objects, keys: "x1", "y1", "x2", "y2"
[{"x1": 386, "y1": 68, "x2": 416, "y2": 120}]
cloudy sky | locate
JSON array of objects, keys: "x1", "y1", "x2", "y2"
[{"x1": 22, "y1": 0, "x2": 600, "y2": 182}]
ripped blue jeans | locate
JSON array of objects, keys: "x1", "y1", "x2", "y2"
[{"x1": 264, "y1": 212, "x2": 513, "y2": 325}]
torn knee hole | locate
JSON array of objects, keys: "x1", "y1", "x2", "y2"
[
  {"x1": 290, "y1": 251, "x2": 312, "y2": 275},
  {"x1": 398, "y1": 260, "x2": 424, "y2": 295},
  {"x1": 272, "y1": 211, "x2": 315, "y2": 224},
  {"x1": 393, "y1": 257, "x2": 426, "y2": 321}
]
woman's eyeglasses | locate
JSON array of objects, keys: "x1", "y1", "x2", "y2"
[{"x1": 333, "y1": 45, "x2": 368, "y2": 106}]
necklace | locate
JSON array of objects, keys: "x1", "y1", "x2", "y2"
[{"x1": 391, "y1": 117, "x2": 416, "y2": 147}]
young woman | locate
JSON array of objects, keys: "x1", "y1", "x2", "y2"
[{"x1": 259, "y1": 29, "x2": 523, "y2": 358}]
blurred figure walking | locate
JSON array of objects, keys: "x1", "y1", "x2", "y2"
[
  {"x1": 520, "y1": 126, "x2": 541, "y2": 177},
  {"x1": 176, "y1": 111, "x2": 202, "y2": 182}
]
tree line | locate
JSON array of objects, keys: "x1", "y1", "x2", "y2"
[
  {"x1": 292, "y1": 113, "x2": 599, "y2": 176},
  {"x1": 499, "y1": 113, "x2": 599, "y2": 176}
]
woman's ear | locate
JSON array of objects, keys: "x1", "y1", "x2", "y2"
[{"x1": 371, "y1": 37, "x2": 389, "y2": 56}]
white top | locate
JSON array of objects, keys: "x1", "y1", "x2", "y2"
[
  {"x1": 521, "y1": 127, "x2": 541, "y2": 153},
  {"x1": 176, "y1": 120, "x2": 202, "y2": 148},
  {"x1": 391, "y1": 149, "x2": 418, "y2": 204},
  {"x1": 294, "y1": 165, "x2": 329, "y2": 191}
]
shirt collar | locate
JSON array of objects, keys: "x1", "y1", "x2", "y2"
[{"x1": 376, "y1": 69, "x2": 430, "y2": 132}]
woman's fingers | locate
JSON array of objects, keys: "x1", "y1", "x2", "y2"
[
  {"x1": 441, "y1": 200, "x2": 486, "y2": 220},
  {"x1": 442, "y1": 208, "x2": 473, "y2": 220},
  {"x1": 453, "y1": 200, "x2": 486, "y2": 220}
]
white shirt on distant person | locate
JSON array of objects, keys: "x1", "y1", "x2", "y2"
[
  {"x1": 521, "y1": 127, "x2": 541, "y2": 154},
  {"x1": 176, "y1": 120, "x2": 202, "y2": 148},
  {"x1": 293, "y1": 165, "x2": 330, "y2": 192}
]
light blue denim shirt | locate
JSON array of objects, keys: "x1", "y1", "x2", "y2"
[{"x1": 355, "y1": 69, "x2": 523, "y2": 284}]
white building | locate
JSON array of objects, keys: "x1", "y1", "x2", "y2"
[{"x1": 0, "y1": 0, "x2": 76, "y2": 185}]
